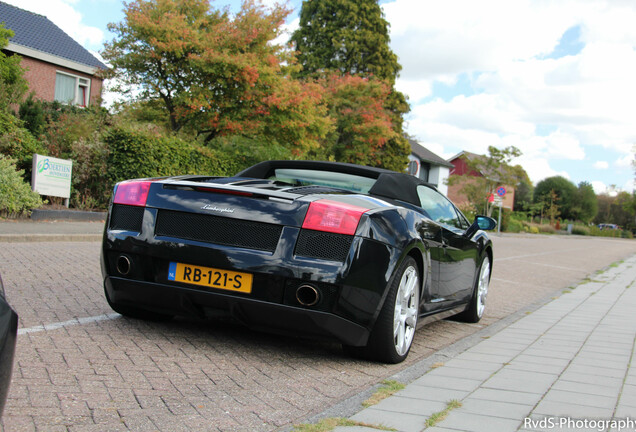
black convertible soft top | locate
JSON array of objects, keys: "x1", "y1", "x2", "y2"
[{"x1": 237, "y1": 160, "x2": 436, "y2": 207}]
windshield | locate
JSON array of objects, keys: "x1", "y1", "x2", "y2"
[{"x1": 270, "y1": 168, "x2": 377, "y2": 193}]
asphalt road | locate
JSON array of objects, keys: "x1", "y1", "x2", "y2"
[{"x1": 0, "y1": 234, "x2": 635, "y2": 431}]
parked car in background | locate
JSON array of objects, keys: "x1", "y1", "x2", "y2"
[
  {"x1": 0, "y1": 274, "x2": 18, "y2": 417},
  {"x1": 598, "y1": 223, "x2": 619, "y2": 230},
  {"x1": 101, "y1": 160, "x2": 496, "y2": 363}
]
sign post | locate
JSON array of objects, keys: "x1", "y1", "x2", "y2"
[
  {"x1": 31, "y1": 154, "x2": 73, "y2": 207},
  {"x1": 494, "y1": 187, "x2": 506, "y2": 234},
  {"x1": 496, "y1": 197, "x2": 503, "y2": 233}
]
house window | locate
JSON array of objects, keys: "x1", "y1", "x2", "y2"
[
  {"x1": 407, "y1": 160, "x2": 420, "y2": 176},
  {"x1": 419, "y1": 162, "x2": 430, "y2": 182},
  {"x1": 54, "y1": 72, "x2": 90, "y2": 106}
]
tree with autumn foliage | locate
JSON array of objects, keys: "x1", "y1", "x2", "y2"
[
  {"x1": 103, "y1": 0, "x2": 330, "y2": 154},
  {"x1": 291, "y1": 0, "x2": 410, "y2": 171},
  {"x1": 315, "y1": 74, "x2": 397, "y2": 167}
]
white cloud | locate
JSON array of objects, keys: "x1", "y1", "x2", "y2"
[
  {"x1": 395, "y1": 79, "x2": 432, "y2": 103},
  {"x1": 616, "y1": 154, "x2": 635, "y2": 168},
  {"x1": 4, "y1": 0, "x2": 104, "y2": 49},
  {"x1": 594, "y1": 161, "x2": 609, "y2": 169},
  {"x1": 272, "y1": 15, "x2": 299, "y2": 48},
  {"x1": 383, "y1": 0, "x2": 591, "y2": 80},
  {"x1": 383, "y1": 0, "x2": 636, "y2": 190},
  {"x1": 591, "y1": 181, "x2": 607, "y2": 194},
  {"x1": 513, "y1": 156, "x2": 570, "y2": 184}
]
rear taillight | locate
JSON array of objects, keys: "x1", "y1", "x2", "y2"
[
  {"x1": 302, "y1": 200, "x2": 369, "y2": 235},
  {"x1": 113, "y1": 181, "x2": 153, "y2": 206}
]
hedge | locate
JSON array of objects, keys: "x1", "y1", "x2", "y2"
[{"x1": 104, "y1": 128, "x2": 239, "y2": 184}]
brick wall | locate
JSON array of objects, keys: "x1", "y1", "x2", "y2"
[{"x1": 20, "y1": 55, "x2": 102, "y2": 106}]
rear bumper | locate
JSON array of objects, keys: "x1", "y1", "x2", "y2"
[
  {"x1": 105, "y1": 276, "x2": 370, "y2": 346},
  {"x1": 0, "y1": 298, "x2": 18, "y2": 417}
]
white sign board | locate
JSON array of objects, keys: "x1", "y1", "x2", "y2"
[{"x1": 31, "y1": 154, "x2": 73, "y2": 199}]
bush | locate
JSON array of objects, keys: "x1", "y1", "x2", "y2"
[
  {"x1": 18, "y1": 94, "x2": 46, "y2": 137},
  {"x1": 538, "y1": 225, "x2": 557, "y2": 234},
  {"x1": 506, "y1": 218, "x2": 523, "y2": 233},
  {"x1": 40, "y1": 102, "x2": 110, "y2": 158},
  {"x1": 208, "y1": 135, "x2": 294, "y2": 173},
  {"x1": 105, "y1": 127, "x2": 239, "y2": 184},
  {"x1": 529, "y1": 226, "x2": 539, "y2": 234},
  {"x1": 571, "y1": 226, "x2": 590, "y2": 236},
  {"x1": 0, "y1": 110, "x2": 45, "y2": 178},
  {"x1": 458, "y1": 204, "x2": 476, "y2": 222},
  {"x1": 589, "y1": 226, "x2": 617, "y2": 237},
  {"x1": 492, "y1": 207, "x2": 512, "y2": 231},
  {"x1": 588, "y1": 226, "x2": 633, "y2": 239},
  {"x1": 69, "y1": 135, "x2": 110, "y2": 210},
  {"x1": 0, "y1": 155, "x2": 42, "y2": 216}
]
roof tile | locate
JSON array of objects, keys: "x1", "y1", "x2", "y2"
[{"x1": 0, "y1": 1, "x2": 106, "y2": 70}]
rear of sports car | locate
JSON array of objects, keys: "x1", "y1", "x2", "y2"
[{"x1": 101, "y1": 177, "x2": 405, "y2": 347}]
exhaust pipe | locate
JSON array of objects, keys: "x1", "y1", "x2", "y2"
[
  {"x1": 296, "y1": 284, "x2": 320, "y2": 307},
  {"x1": 116, "y1": 255, "x2": 132, "y2": 276}
]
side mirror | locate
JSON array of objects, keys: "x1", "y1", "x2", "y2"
[{"x1": 464, "y1": 215, "x2": 497, "y2": 238}]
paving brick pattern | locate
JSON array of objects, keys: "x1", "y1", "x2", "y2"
[{"x1": 1, "y1": 235, "x2": 635, "y2": 431}]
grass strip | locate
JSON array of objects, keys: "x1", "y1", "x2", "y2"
[
  {"x1": 292, "y1": 417, "x2": 396, "y2": 432},
  {"x1": 362, "y1": 380, "x2": 406, "y2": 408},
  {"x1": 425, "y1": 399, "x2": 462, "y2": 428}
]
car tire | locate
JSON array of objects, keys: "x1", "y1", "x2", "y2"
[
  {"x1": 344, "y1": 257, "x2": 420, "y2": 364},
  {"x1": 455, "y1": 254, "x2": 490, "y2": 323},
  {"x1": 104, "y1": 287, "x2": 173, "y2": 322}
]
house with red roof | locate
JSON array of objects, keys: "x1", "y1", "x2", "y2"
[
  {"x1": 447, "y1": 150, "x2": 515, "y2": 211},
  {"x1": 0, "y1": 1, "x2": 107, "y2": 107}
]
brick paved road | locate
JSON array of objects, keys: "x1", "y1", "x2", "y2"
[{"x1": 0, "y1": 235, "x2": 634, "y2": 431}]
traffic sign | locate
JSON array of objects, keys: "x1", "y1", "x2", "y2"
[{"x1": 496, "y1": 186, "x2": 507, "y2": 197}]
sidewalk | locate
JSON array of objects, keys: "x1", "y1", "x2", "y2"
[
  {"x1": 0, "y1": 219, "x2": 104, "y2": 242},
  {"x1": 331, "y1": 256, "x2": 636, "y2": 432}
]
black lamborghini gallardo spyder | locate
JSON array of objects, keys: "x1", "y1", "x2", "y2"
[{"x1": 101, "y1": 160, "x2": 495, "y2": 363}]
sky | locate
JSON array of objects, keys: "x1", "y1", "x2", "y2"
[{"x1": 7, "y1": 0, "x2": 636, "y2": 194}]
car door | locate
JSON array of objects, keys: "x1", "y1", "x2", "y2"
[
  {"x1": 416, "y1": 186, "x2": 479, "y2": 306},
  {"x1": 414, "y1": 215, "x2": 444, "y2": 312}
]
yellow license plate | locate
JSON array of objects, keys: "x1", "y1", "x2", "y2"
[{"x1": 167, "y1": 262, "x2": 252, "y2": 293}]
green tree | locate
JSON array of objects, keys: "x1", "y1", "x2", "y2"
[
  {"x1": 0, "y1": 27, "x2": 42, "y2": 179},
  {"x1": 534, "y1": 176, "x2": 577, "y2": 220},
  {"x1": 594, "y1": 191, "x2": 636, "y2": 230},
  {"x1": 0, "y1": 24, "x2": 28, "y2": 111},
  {"x1": 291, "y1": 0, "x2": 400, "y2": 81},
  {"x1": 447, "y1": 146, "x2": 522, "y2": 216},
  {"x1": 546, "y1": 189, "x2": 560, "y2": 225},
  {"x1": 103, "y1": 0, "x2": 330, "y2": 153},
  {"x1": 291, "y1": 0, "x2": 410, "y2": 171},
  {"x1": 510, "y1": 164, "x2": 533, "y2": 211},
  {"x1": 571, "y1": 181, "x2": 598, "y2": 223}
]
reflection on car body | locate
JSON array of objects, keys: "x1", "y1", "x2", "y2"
[{"x1": 101, "y1": 160, "x2": 496, "y2": 363}]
